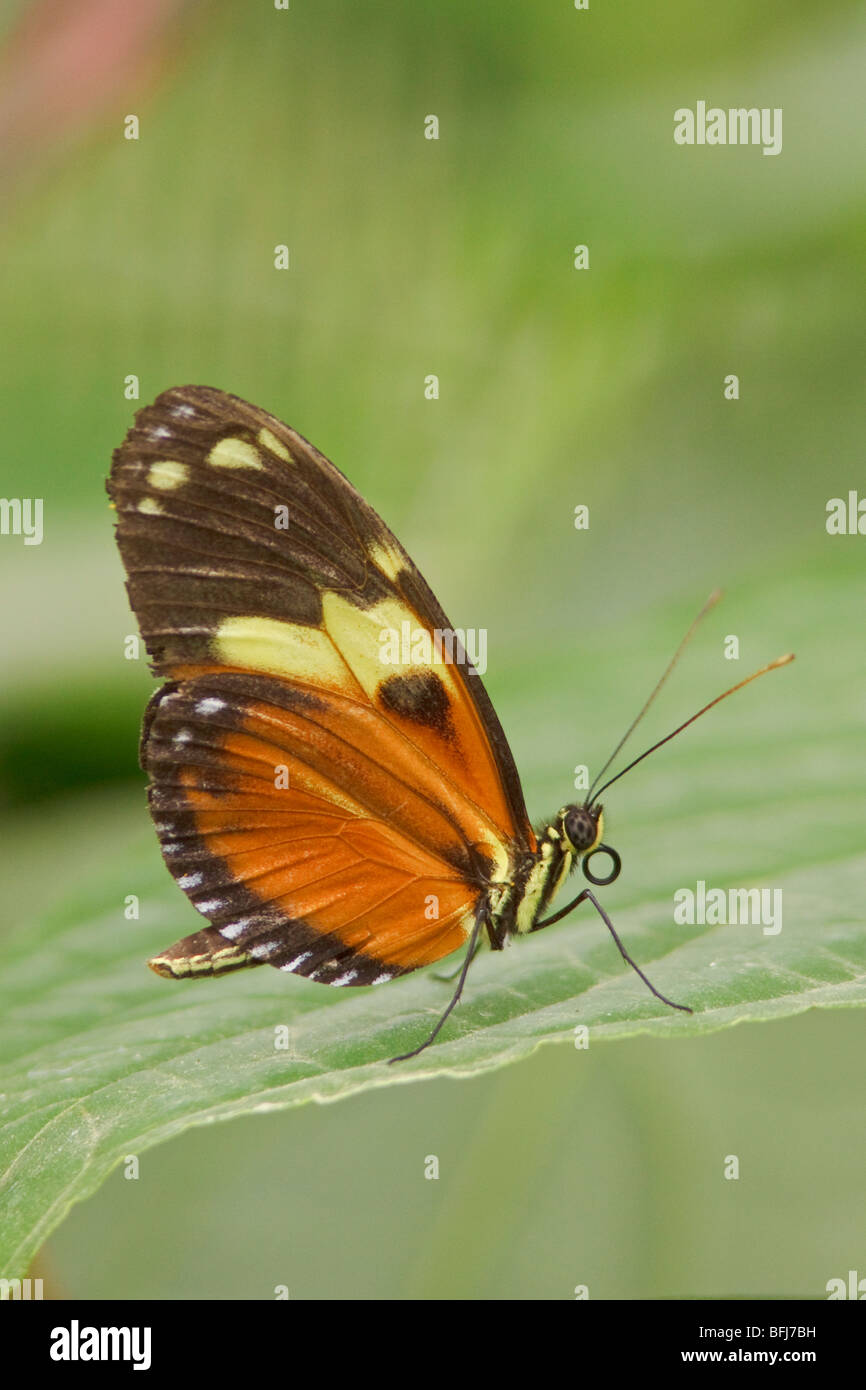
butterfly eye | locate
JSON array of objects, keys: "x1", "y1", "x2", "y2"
[
  {"x1": 563, "y1": 806, "x2": 599, "y2": 852},
  {"x1": 582, "y1": 844, "x2": 621, "y2": 886}
]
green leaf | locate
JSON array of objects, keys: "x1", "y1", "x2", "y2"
[{"x1": 1, "y1": 556, "x2": 863, "y2": 1276}]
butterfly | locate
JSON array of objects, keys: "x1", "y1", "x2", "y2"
[{"x1": 107, "y1": 386, "x2": 793, "y2": 1061}]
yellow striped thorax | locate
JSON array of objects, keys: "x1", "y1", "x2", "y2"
[{"x1": 489, "y1": 803, "x2": 605, "y2": 939}]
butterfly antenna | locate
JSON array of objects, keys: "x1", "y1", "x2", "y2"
[
  {"x1": 586, "y1": 589, "x2": 723, "y2": 804},
  {"x1": 591, "y1": 652, "x2": 795, "y2": 803}
]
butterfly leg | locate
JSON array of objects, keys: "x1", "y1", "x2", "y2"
[
  {"x1": 431, "y1": 936, "x2": 484, "y2": 984},
  {"x1": 388, "y1": 898, "x2": 489, "y2": 1063},
  {"x1": 533, "y1": 888, "x2": 692, "y2": 1014}
]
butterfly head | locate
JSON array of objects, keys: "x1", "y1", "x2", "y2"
[{"x1": 560, "y1": 803, "x2": 622, "y2": 886}]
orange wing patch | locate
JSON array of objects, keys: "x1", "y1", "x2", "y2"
[{"x1": 144, "y1": 674, "x2": 483, "y2": 981}]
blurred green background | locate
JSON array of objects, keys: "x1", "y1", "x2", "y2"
[{"x1": 1, "y1": 0, "x2": 864, "y2": 1297}]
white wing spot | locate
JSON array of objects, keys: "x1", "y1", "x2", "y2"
[
  {"x1": 331, "y1": 970, "x2": 359, "y2": 986},
  {"x1": 281, "y1": 952, "x2": 312, "y2": 971},
  {"x1": 371, "y1": 972, "x2": 393, "y2": 985},
  {"x1": 137, "y1": 497, "x2": 163, "y2": 515},
  {"x1": 177, "y1": 873, "x2": 203, "y2": 889},
  {"x1": 196, "y1": 899, "x2": 225, "y2": 915},
  {"x1": 219, "y1": 918, "x2": 253, "y2": 940},
  {"x1": 195, "y1": 697, "x2": 226, "y2": 715},
  {"x1": 250, "y1": 940, "x2": 281, "y2": 959}
]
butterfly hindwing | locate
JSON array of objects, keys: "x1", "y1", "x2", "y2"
[
  {"x1": 108, "y1": 386, "x2": 533, "y2": 982},
  {"x1": 142, "y1": 673, "x2": 482, "y2": 982}
]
